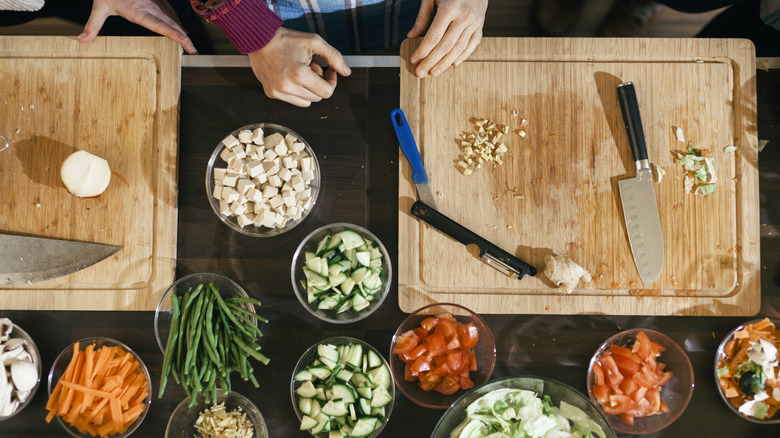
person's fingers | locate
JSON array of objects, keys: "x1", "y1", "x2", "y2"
[
  {"x1": 453, "y1": 28, "x2": 482, "y2": 66},
  {"x1": 308, "y1": 36, "x2": 351, "y2": 77},
  {"x1": 409, "y1": 7, "x2": 463, "y2": 67},
  {"x1": 78, "y1": 3, "x2": 111, "y2": 42},
  {"x1": 413, "y1": 17, "x2": 470, "y2": 77},
  {"x1": 407, "y1": 0, "x2": 435, "y2": 39},
  {"x1": 309, "y1": 61, "x2": 324, "y2": 77},
  {"x1": 131, "y1": 8, "x2": 198, "y2": 54},
  {"x1": 427, "y1": 26, "x2": 474, "y2": 76}
]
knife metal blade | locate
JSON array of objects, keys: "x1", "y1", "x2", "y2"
[
  {"x1": 391, "y1": 108, "x2": 438, "y2": 209},
  {"x1": 0, "y1": 233, "x2": 121, "y2": 285},
  {"x1": 617, "y1": 82, "x2": 665, "y2": 286},
  {"x1": 411, "y1": 201, "x2": 537, "y2": 280}
]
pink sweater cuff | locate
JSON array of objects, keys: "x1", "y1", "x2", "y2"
[{"x1": 203, "y1": 0, "x2": 283, "y2": 54}]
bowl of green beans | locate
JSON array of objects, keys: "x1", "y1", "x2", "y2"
[{"x1": 154, "y1": 273, "x2": 270, "y2": 404}]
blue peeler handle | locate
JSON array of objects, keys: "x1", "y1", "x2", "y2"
[{"x1": 391, "y1": 108, "x2": 429, "y2": 185}]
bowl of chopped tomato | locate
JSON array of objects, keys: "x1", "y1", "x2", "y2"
[
  {"x1": 389, "y1": 303, "x2": 496, "y2": 409},
  {"x1": 587, "y1": 329, "x2": 694, "y2": 434},
  {"x1": 715, "y1": 317, "x2": 780, "y2": 424}
]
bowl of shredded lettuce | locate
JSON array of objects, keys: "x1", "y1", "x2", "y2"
[{"x1": 432, "y1": 375, "x2": 615, "y2": 438}]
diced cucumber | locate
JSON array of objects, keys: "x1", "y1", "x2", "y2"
[
  {"x1": 357, "y1": 397, "x2": 372, "y2": 415},
  {"x1": 298, "y1": 397, "x2": 312, "y2": 416},
  {"x1": 311, "y1": 413, "x2": 330, "y2": 434},
  {"x1": 319, "y1": 356, "x2": 338, "y2": 370},
  {"x1": 308, "y1": 365, "x2": 332, "y2": 380},
  {"x1": 370, "y1": 407, "x2": 385, "y2": 419},
  {"x1": 318, "y1": 344, "x2": 339, "y2": 363},
  {"x1": 339, "y1": 278, "x2": 356, "y2": 295},
  {"x1": 329, "y1": 271, "x2": 348, "y2": 287},
  {"x1": 350, "y1": 417, "x2": 380, "y2": 438},
  {"x1": 368, "y1": 364, "x2": 391, "y2": 390},
  {"x1": 317, "y1": 296, "x2": 339, "y2": 310},
  {"x1": 315, "y1": 234, "x2": 331, "y2": 255},
  {"x1": 321, "y1": 400, "x2": 349, "y2": 417},
  {"x1": 370, "y1": 385, "x2": 392, "y2": 407},
  {"x1": 296, "y1": 381, "x2": 317, "y2": 398},
  {"x1": 300, "y1": 415, "x2": 318, "y2": 431},
  {"x1": 367, "y1": 350, "x2": 383, "y2": 369},
  {"x1": 331, "y1": 383, "x2": 355, "y2": 403},
  {"x1": 303, "y1": 266, "x2": 328, "y2": 288},
  {"x1": 345, "y1": 344, "x2": 363, "y2": 369},
  {"x1": 335, "y1": 368, "x2": 354, "y2": 382},
  {"x1": 350, "y1": 267, "x2": 370, "y2": 283},
  {"x1": 352, "y1": 294, "x2": 370, "y2": 312},
  {"x1": 356, "y1": 386, "x2": 372, "y2": 400},
  {"x1": 339, "y1": 230, "x2": 365, "y2": 250},
  {"x1": 326, "y1": 233, "x2": 343, "y2": 250},
  {"x1": 356, "y1": 251, "x2": 371, "y2": 267},
  {"x1": 329, "y1": 431, "x2": 344, "y2": 438},
  {"x1": 294, "y1": 368, "x2": 313, "y2": 381},
  {"x1": 370, "y1": 247, "x2": 382, "y2": 260},
  {"x1": 335, "y1": 298, "x2": 352, "y2": 314},
  {"x1": 305, "y1": 251, "x2": 316, "y2": 261}
]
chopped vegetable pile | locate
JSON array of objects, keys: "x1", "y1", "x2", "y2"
[
  {"x1": 45, "y1": 342, "x2": 149, "y2": 437},
  {"x1": 195, "y1": 402, "x2": 254, "y2": 438},
  {"x1": 717, "y1": 318, "x2": 780, "y2": 420},
  {"x1": 448, "y1": 387, "x2": 607, "y2": 438},
  {"x1": 300, "y1": 229, "x2": 386, "y2": 315},
  {"x1": 293, "y1": 342, "x2": 392, "y2": 437},
  {"x1": 393, "y1": 312, "x2": 479, "y2": 395},
  {"x1": 676, "y1": 141, "x2": 719, "y2": 196},
  {"x1": 158, "y1": 283, "x2": 269, "y2": 406},
  {"x1": 455, "y1": 117, "x2": 514, "y2": 175},
  {"x1": 591, "y1": 331, "x2": 672, "y2": 426}
]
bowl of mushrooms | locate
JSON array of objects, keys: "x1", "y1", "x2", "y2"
[{"x1": 0, "y1": 318, "x2": 41, "y2": 421}]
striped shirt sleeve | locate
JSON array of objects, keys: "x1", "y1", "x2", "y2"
[{"x1": 190, "y1": 0, "x2": 283, "y2": 54}]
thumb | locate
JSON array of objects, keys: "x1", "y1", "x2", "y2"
[
  {"x1": 78, "y1": 5, "x2": 111, "y2": 42},
  {"x1": 310, "y1": 38, "x2": 351, "y2": 77}
]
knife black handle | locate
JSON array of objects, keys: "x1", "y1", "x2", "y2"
[
  {"x1": 617, "y1": 82, "x2": 649, "y2": 166},
  {"x1": 410, "y1": 201, "x2": 537, "y2": 279}
]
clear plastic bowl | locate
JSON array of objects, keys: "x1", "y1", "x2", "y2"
[
  {"x1": 291, "y1": 223, "x2": 392, "y2": 324},
  {"x1": 0, "y1": 322, "x2": 41, "y2": 421},
  {"x1": 165, "y1": 389, "x2": 268, "y2": 438},
  {"x1": 205, "y1": 122, "x2": 321, "y2": 237}
]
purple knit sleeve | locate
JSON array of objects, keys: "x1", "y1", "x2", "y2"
[{"x1": 198, "y1": 0, "x2": 283, "y2": 54}]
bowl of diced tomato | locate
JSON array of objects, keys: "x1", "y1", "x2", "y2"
[
  {"x1": 389, "y1": 303, "x2": 495, "y2": 409},
  {"x1": 587, "y1": 329, "x2": 694, "y2": 435}
]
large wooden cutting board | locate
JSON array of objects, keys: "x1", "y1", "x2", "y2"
[
  {"x1": 398, "y1": 38, "x2": 759, "y2": 316},
  {"x1": 0, "y1": 36, "x2": 180, "y2": 310}
]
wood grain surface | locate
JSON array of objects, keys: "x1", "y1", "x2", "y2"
[
  {"x1": 398, "y1": 37, "x2": 760, "y2": 316},
  {"x1": 0, "y1": 36, "x2": 180, "y2": 310}
]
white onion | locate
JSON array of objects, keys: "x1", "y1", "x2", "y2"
[{"x1": 60, "y1": 150, "x2": 112, "y2": 197}]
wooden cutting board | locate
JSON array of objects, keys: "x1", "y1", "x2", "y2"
[
  {"x1": 398, "y1": 38, "x2": 759, "y2": 316},
  {"x1": 0, "y1": 36, "x2": 180, "y2": 310}
]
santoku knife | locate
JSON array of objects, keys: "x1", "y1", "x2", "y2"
[
  {"x1": 0, "y1": 233, "x2": 121, "y2": 285},
  {"x1": 391, "y1": 108, "x2": 438, "y2": 209},
  {"x1": 411, "y1": 201, "x2": 536, "y2": 280},
  {"x1": 616, "y1": 82, "x2": 665, "y2": 286}
]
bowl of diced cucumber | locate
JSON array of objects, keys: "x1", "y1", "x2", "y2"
[
  {"x1": 291, "y1": 223, "x2": 392, "y2": 324},
  {"x1": 291, "y1": 337, "x2": 394, "y2": 437}
]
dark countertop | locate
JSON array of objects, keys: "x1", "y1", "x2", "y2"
[{"x1": 1, "y1": 61, "x2": 779, "y2": 437}]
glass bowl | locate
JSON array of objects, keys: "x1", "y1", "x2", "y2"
[
  {"x1": 47, "y1": 337, "x2": 152, "y2": 438},
  {"x1": 290, "y1": 336, "x2": 394, "y2": 437},
  {"x1": 432, "y1": 375, "x2": 616, "y2": 438},
  {"x1": 165, "y1": 389, "x2": 268, "y2": 438},
  {"x1": 587, "y1": 328, "x2": 694, "y2": 435},
  {"x1": 154, "y1": 273, "x2": 256, "y2": 354},
  {"x1": 714, "y1": 318, "x2": 780, "y2": 424},
  {"x1": 389, "y1": 303, "x2": 496, "y2": 409},
  {"x1": 205, "y1": 122, "x2": 321, "y2": 237},
  {"x1": 0, "y1": 321, "x2": 42, "y2": 421},
  {"x1": 291, "y1": 223, "x2": 392, "y2": 324}
]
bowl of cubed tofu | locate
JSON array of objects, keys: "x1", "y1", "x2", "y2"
[{"x1": 206, "y1": 123, "x2": 321, "y2": 237}]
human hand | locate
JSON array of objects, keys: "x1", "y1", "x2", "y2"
[
  {"x1": 407, "y1": 0, "x2": 487, "y2": 78},
  {"x1": 77, "y1": 0, "x2": 197, "y2": 54},
  {"x1": 248, "y1": 28, "x2": 352, "y2": 108}
]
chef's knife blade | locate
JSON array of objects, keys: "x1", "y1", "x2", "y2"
[
  {"x1": 391, "y1": 108, "x2": 438, "y2": 209},
  {"x1": 617, "y1": 82, "x2": 665, "y2": 286},
  {"x1": 411, "y1": 201, "x2": 537, "y2": 280},
  {"x1": 0, "y1": 233, "x2": 121, "y2": 285}
]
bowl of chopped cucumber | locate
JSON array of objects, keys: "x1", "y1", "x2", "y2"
[
  {"x1": 432, "y1": 376, "x2": 616, "y2": 438},
  {"x1": 206, "y1": 122, "x2": 321, "y2": 237},
  {"x1": 291, "y1": 336, "x2": 394, "y2": 438},
  {"x1": 291, "y1": 223, "x2": 392, "y2": 324}
]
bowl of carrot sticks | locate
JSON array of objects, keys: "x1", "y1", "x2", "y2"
[
  {"x1": 715, "y1": 317, "x2": 780, "y2": 424},
  {"x1": 45, "y1": 337, "x2": 151, "y2": 438}
]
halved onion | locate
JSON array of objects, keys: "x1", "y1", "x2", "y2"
[{"x1": 60, "y1": 150, "x2": 112, "y2": 197}]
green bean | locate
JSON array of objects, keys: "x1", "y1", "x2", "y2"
[
  {"x1": 226, "y1": 301, "x2": 269, "y2": 324},
  {"x1": 233, "y1": 335, "x2": 270, "y2": 365},
  {"x1": 224, "y1": 296, "x2": 262, "y2": 306},
  {"x1": 158, "y1": 294, "x2": 180, "y2": 397}
]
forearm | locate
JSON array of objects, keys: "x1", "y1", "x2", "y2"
[{"x1": 190, "y1": 0, "x2": 282, "y2": 53}]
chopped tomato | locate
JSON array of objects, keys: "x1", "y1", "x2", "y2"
[
  {"x1": 458, "y1": 323, "x2": 479, "y2": 349},
  {"x1": 393, "y1": 330, "x2": 419, "y2": 355},
  {"x1": 434, "y1": 376, "x2": 461, "y2": 395},
  {"x1": 410, "y1": 356, "x2": 432, "y2": 375},
  {"x1": 426, "y1": 333, "x2": 447, "y2": 357},
  {"x1": 393, "y1": 312, "x2": 481, "y2": 396},
  {"x1": 420, "y1": 317, "x2": 438, "y2": 332},
  {"x1": 592, "y1": 331, "x2": 674, "y2": 426}
]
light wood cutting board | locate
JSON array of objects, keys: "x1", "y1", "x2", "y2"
[
  {"x1": 398, "y1": 38, "x2": 759, "y2": 316},
  {"x1": 0, "y1": 36, "x2": 180, "y2": 310}
]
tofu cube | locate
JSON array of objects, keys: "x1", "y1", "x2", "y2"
[
  {"x1": 233, "y1": 145, "x2": 247, "y2": 160},
  {"x1": 253, "y1": 173, "x2": 268, "y2": 185},
  {"x1": 244, "y1": 144, "x2": 258, "y2": 159},
  {"x1": 282, "y1": 156, "x2": 296, "y2": 169},
  {"x1": 219, "y1": 198, "x2": 231, "y2": 215},
  {"x1": 253, "y1": 208, "x2": 275, "y2": 228},
  {"x1": 230, "y1": 201, "x2": 247, "y2": 216},
  {"x1": 251, "y1": 127, "x2": 264, "y2": 145},
  {"x1": 300, "y1": 157, "x2": 313, "y2": 173},
  {"x1": 222, "y1": 134, "x2": 240, "y2": 149},
  {"x1": 220, "y1": 148, "x2": 235, "y2": 163},
  {"x1": 213, "y1": 184, "x2": 223, "y2": 200},
  {"x1": 302, "y1": 170, "x2": 315, "y2": 182},
  {"x1": 237, "y1": 213, "x2": 254, "y2": 227},
  {"x1": 278, "y1": 167, "x2": 292, "y2": 182},
  {"x1": 263, "y1": 148, "x2": 278, "y2": 161},
  {"x1": 237, "y1": 129, "x2": 253, "y2": 144},
  {"x1": 262, "y1": 185, "x2": 278, "y2": 198},
  {"x1": 247, "y1": 187, "x2": 263, "y2": 203},
  {"x1": 291, "y1": 175, "x2": 305, "y2": 192},
  {"x1": 274, "y1": 141, "x2": 288, "y2": 157},
  {"x1": 269, "y1": 195, "x2": 284, "y2": 210},
  {"x1": 221, "y1": 186, "x2": 239, "y2": 203},
  {"x1": 282, "y1": 191, "x2": 296, "y2": 207},
  {"x1": 268, "y1": 175, "x2": 282, "y2": 188},
  {"x1": 246, "y1": 160, "x2": 265, "y2": 178},
  {"x1": 264, "y1": 132, "x2": 284, "y2": 149},
  {"x1": 229, "y1": 157, "x2": 245, "y2": 172},
  {"x1": 213, "y1": 167, "x2": 227, "y2": 181},
  {"x1": 222, "y1": 172, "x2": 239, "y2": 188},
  {"x1": 292, "y1": 141, "x2": 306, "y2": 153},
  {"x1": 236, "y1": 178, "x2": 253, "y2": 195}
]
